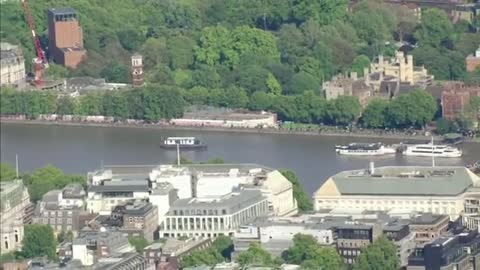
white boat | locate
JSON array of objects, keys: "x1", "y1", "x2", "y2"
[
  {"x1": 335, "y1": 143, "x2": 396, "y2": 156},
  {"x1": 403, "y1": 143, "x2": 462, "y2": 158},
  {"x1": 160, "y1": 137, "x2": 207, "y2": 150}
]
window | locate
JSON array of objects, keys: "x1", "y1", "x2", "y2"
[
  {"x1": 50, "y1": 218, "x2": 55, "y2": 224},
  {"x1": 57, "y1": 218, "x2": 63, "y2": 224},
  {"x1": 67, "y1": 218, "x2": 72, "y2": 225},
  {"x1": 58, "y1": 211, "x2": 63, "y2": 217},
  {"x1": 67, "y1": 211, "x2": 72, "y2": 216},
  {"x1": 66, "y1": 225, "x2": 72, "y2": 231}
]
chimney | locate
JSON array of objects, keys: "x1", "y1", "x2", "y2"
[{"x1": 369, "y1": 162, "x2": 375, "y2": 175}]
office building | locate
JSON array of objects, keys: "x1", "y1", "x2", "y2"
[
  {"x1": 336, "y1": 224, "x2": 381, "y2": 265},
  {"x1": 149, "y1": 164, "x2": 298, "y2": 217},
  {"x1": 122, "y1": 202, "x2": 159, "y2": 242},
  {"x1": 314, "y1": 165, "x2": 480, "y2": 219},
  {"x1": 408, "y1": 230, "x2": 480, "y2": 270},
  {"x1": 409, "y1": 214, "x2": 450, "y2": 247},
  {"x1": 32, "y1": 184, "x2": 87, "y2": 234},
  {"x1": 0, "y1": 180, "x2": 30, "y2": 254},
  {"x1": 47, "y1": 7, "x2": 86, "y2": 68},
  {"x1": 0, "y1": 42, "x2": 26, "y2": 87},
  {"x1": 162, "y1": 190, "x2": 269, "y2": 238}
]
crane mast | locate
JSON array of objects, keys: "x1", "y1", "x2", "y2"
[{"x1": 21, "y1": 0, "x2": 48, "y2": 87}]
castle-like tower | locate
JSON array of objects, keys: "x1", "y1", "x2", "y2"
[{"x1": 131, "y1": 53, "x2": 144, "y2": 87}]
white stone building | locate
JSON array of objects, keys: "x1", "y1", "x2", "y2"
[
  {"x1": 0, "y1": 42, "x2": 26, "y2": 87},
  {"x1": 161, "y1": 190, "x2": 269, "y2": 238},
  {"x1": 314, "y1": 165, "x2": 480, "y2": 220},
  {"x1": 0, "y1": 180, "x2": 30, "y2": 254}
]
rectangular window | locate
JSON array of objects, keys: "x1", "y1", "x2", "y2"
[
  {"x1": 57, "y1": 211, "x2": 63, "y2": 217},
  {"x1": 50, "y1": 218, "x2": 55, "y2": 224},
  {"x1": 67, "y1": 218, "x2": 72, "y2": 225}
]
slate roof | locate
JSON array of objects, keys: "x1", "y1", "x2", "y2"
[{"x1": 330, "y1": 166, "x2": 477, "y2": 196}]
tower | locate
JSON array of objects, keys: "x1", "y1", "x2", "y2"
[
  {"x1": 47, "y1": 7, "x2": 86, "y2": 69},
  {"x1": 131, "y1": 53, "x2": 144, "y2": 87}
]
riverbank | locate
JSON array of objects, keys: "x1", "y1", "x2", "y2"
[{"x1": 0, "y1": 118, "x2": 458, "y2": 142}]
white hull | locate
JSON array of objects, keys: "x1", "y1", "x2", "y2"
[
  {"x1": 337, "y1": 147, "x2": 396, "y2": 156},
  {"x1": 403, "y1": 151, "x2": 462, "y2": 158}
]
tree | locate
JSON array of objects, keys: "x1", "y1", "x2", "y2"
[
  {"x1": 128, "y1": 236, "x2": 149, "y2": 253},
  {"x1": 286, "y1": 72, "x2": 320, "y2": 95},
  {"x1": 249, "y1": 91, "x2": 275, "y2": 111},
  {"x1": 361, "y1": 99, "x2": 389, "y2": 128},
  {"x1": 332, "y1": 96, "x2": 362, "y2": 126},
  {"x1": 350, "y1": 55, "x2": 371, "y2": 77},
  {"x1": 414, "y1": 9, "x2": 453, "y2": 48},
  {"x1": 266, "y1": 73, "x2": 282, "y2": 95},
  {"x1": 167, "y1": 35, "x2": 195, "y2": 70},
  {"x1": 142, "y1": 85, "x2": 185, "y2": 121},
  {"x1": 44, "y1": 63, "x2": 69, "y2": 79},
  {"x1": 387, "y1": 90, "x2": 437, "y2": 128},
  {"x1": 56, "y1": 96, "x2": 76, "y2": 116},
  {"x1": 100, "y1": 60, "x2": 130, "y2": 83},
  {"x1": 236, "y1": 243, "x2": 274, "y2": 267},
  {"x1": 0, "y1": 163, "x2": 16, "y2": 181},
  {"x1": 185, "y1": 86, "x2": 210, "y2": 105},
  {"x1": 285, "y1": 234, "x2": 344, "y2": 270},
  {"x1": 353, "y1": 236, "x2": 399, "y2": 270},
  {"x1": 212, "y1": 235, "x2": 234, "y2": 259},
  {"x1": 21, "y1": 224, "x2": 57, "y2": 260},
  {"x1": 222, "y1": 86, "x2": 249, "y2": 108},
  {"x1": 180, "y1": 248, "x2": 223, "y2": 268},
  {"x1": 292, "y1": 0, "x2": 348, "y2": 25},
  {"x1": 279, "y1": 169, "x2": 312, "y2": 212},
  {"x1": 436, "y1": 118, "x2": 452, "y2": 135}
]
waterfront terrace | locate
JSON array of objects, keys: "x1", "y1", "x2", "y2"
[{"x1": 314, "y1": 165, "x2": 480, "y2": 219}]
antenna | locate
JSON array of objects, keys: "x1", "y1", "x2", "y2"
[
  {"x1": 431, "y1": 136, "x2": 435, "y2": 167},
  {"x1": 176, "y1": 143, "x2": 180, "y2": 166},
  {"x1": 15, "y1": 154, "x2": 19, "y2": 178}
]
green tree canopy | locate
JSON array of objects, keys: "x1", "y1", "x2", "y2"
[
  {"x1": 279, "y1": 169, "x2": 312, "y2": 212},
  {"x1": 350, "y1": 55, "x2": 371, "y2": 77},
  {"x1": 0, "y1": 163, "x2": 16, "y2": 182},
  {"x1": 21, "y1": 224, "x2": 57, "y2": 260},
  {"x1": 128, "y1": 236, "x2": 149, "y2": 253},
  {"x1": 360, "y1": 99, "x2": 389, "y2": 128},
  {"x1": 414, "y1": 9, "x2": 453, "y2": 48},
  {"x1": 236, "y1": 243, "x2": 274, "y2": 267},
  {"x1": 352, "y1": 236, "x2": 399, "y2": 270}
]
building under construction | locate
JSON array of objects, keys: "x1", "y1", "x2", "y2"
[{"x1": 48, "y1": 7, "x2": 86, "y2": 69}]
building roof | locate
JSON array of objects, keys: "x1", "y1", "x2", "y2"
[
  {"x1": 169, "y1": 190, "x2": 266, "y2": 214},
  {"x1": 88, "y1": 180, "x2": 149, "y2": 193},
  {"x1": 0, "y1": 180, "x2": 28, "y2": 212},
  {"x1": 48, "y1": 7, "x2": 76, "y2": 16},
  {"x1": 123, "y1": 202, "x2": 154, "y2": 216},
  {"x1": 316, "y1": 166, "x2": 479, "y2": 197},
  {"x1": 410, "y1": 214, "x2": 448, "y2": 225}
]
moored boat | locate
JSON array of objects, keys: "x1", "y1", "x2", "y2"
[
  {"x1": 335, "y1": 143, "x2": 396, "y2": 156},
  {"x1": 160, "y1": 137, "x2": 207, "y2": 150},
  {"x1": 403, "y1": 143, "x2": 462, "y2": 158}
]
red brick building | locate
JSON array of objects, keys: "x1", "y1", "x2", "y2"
[
  {"x1": 48, "y1": 8, "x2": 86, "y2": 68},
  {"x1": 441, "y1": 82, "x2": 480, "y2": 120},
  {"x1": 466, "y1": 47, "x2": 480, "y2": 72}
]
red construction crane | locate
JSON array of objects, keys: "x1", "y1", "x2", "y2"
[{"x1": 21, "y1": 0, "x2": 48, "y2": 87}]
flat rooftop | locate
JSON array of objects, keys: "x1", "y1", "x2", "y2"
[
  {"x1": 169, "y1": 190, "x2": 266, "y2": 214},
  {"x1": 88, "y1": 179, "x2": 149, "y2": 193},
  {"x1": 328, "y1": 166, "x2": 478, "y2": 196},
  {"x1": 48, "y1": 7, "x2": 76, "y2": 16}
]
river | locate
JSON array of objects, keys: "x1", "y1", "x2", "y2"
[{"x1": 1, "y1": 123, "x2": 479, "y2": 193}]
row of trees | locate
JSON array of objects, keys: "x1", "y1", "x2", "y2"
[
  {"x1": 1, "y1": 86, "x2": 441, "y2": 128},
  {"x1": 189, "y1": 233, "x2": 400, "y2": 269},
  {"x1": 360, "y1": 90, "x2": 438, "y2": 129},
  {"x1": 0, "y1": 163, "x2": 85, "y2": 202}
]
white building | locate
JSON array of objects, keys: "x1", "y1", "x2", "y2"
[
  {"x1": 149, "y1": 164, "x2": 298, "y2": 217},
  {"x1": 0, "y1": 42, "x2": 26, "y2": 87},
  {"x1": 0, "y1": 180, "x2": 30, "y2": 254},
  {"x1": 162, "y1": 190, "x2": 269, "y2": 238},
  {"x1": 170, "y1": 110, "x2": 278, "y2": 129},
  {"x1": 314, "y1": 165, "x2": 480, "y2": 220}
]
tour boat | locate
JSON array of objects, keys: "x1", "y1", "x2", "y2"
[
  {"x1": 403, "y1": 143, "x2": 462, "y2": 158},
  {"x1": 160, "y1": 137, "x2": 207, "y2": 150},
  {"x1": 335, "y1": 143, "x2": 396, "y2": 156}
]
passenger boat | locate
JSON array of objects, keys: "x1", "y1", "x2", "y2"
[
  {"x1": 160, "y1": 137, "x2": 207, "y2": 150},
  {"x1": 403, "y1": 143, "x2": 462, "y2": 158},
  {"x1": 335, "y1": 143, "x2": 396, "y2": 156}
]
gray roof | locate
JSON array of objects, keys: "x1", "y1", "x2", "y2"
[
  {"x1": 330, "y1": 166, "x2": 477, "y2": 196},
  {"x1": 410, "y1": 214, "x2": 448, "y2": 225},
  {"x1": 88, "y1": 180, "x2": 149, "y2": 193},
  {"x1": 169, "y1": 190, "x2": 266, "y2": 214},
  {"x1": 48, "y1": 7, "x2": 76, "y2": 15}
]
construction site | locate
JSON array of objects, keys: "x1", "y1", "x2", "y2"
[{"x1": 0, "y1": 1, "x2": 141, "y2": 92}]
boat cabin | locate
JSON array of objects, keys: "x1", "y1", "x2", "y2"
[{"x1": 164, "y1": 137, "x2": 196, "y2": 145}]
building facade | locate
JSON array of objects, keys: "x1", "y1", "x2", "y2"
[
  {"x1": 409, "y1": 214, "x2": 450, "y2": 247},
  {"x1": 441, "y1": 82, "x2": 480, "y2": 120},
  {"x1": 0, "y1": 43, "x2": 26, "y2": 87},
  {"x1": 47, "y1": 8, "x2": 86, "y2": 68},
  {"x1": 131, "y1": 53, "x2": 144, "y2": 87},
  {"x1": 0, "y1": 181, "x2": 30, "y2": 254},
  {"x1": 336, "y1": 224, "x2": 379, "y2": 265},
  {"x1": 32, "y1": 186, "x2": 86, "y2": 234},
  {"x1": 161, "y1": 190, "x2": 269, "y2": 238},
  {"x1": 314, "y1": 165, "x2": 480, "y2": 219},
  {"x1": 466, "y1": 46, "x2": 480, "y2": 72},
  {"x1": 122, "y1": 202, "x2": 159, "y2": 242}
]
